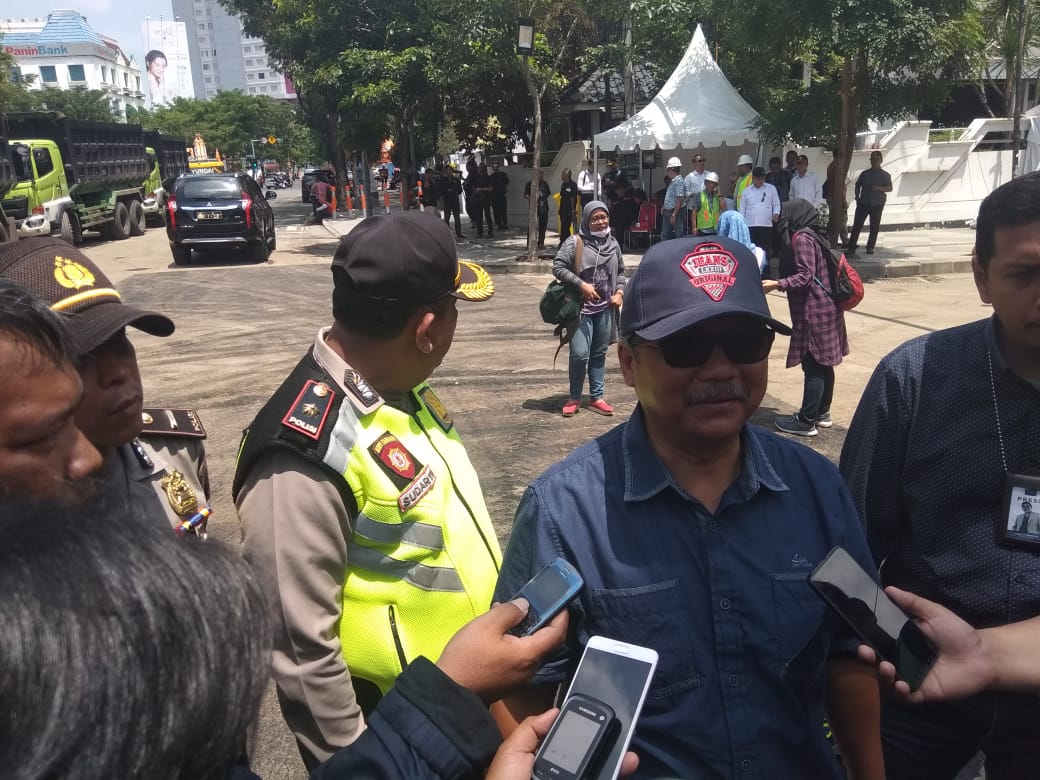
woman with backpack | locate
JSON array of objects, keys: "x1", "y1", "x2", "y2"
[
  {"x1": 552, "y1": 200, "x2": 626, "y2": 417},
  {"x1": 763, "y1": 200, "x2": 848, "y2": 438}
]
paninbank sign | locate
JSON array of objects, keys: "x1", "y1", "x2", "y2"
[{"x1": 4, "y1": 42, "x2": 114, "y2": 60}]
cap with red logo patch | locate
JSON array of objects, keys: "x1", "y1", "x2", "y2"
[{"x1": 619, "y1": 235, "x2": 792, "y2": 340}]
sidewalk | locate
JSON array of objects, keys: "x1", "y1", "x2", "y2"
[{"x1": 322, "y1": 208, "x2": 976, "y2": 279}]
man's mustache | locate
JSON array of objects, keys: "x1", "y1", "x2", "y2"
[{"x1": 685, "y1": 382, "x2": 748, "y2": 405}]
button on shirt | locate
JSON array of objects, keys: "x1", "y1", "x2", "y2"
[
  {"x1": 494, "y1": 409, "x2": 874, "y2": 778},
  {"x1": 789, "y1": 171, "x2": 823, "y2": 206},
  {"x1": 739, "y1": 182, "x2": 780, "y2": 228},
  {"x1": 840, "y1": 317, "x2": 1040, "y2": 628}
]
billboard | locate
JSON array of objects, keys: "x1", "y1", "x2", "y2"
[{"x1": 140, "y1": 19, "x2": 194, "y2": 108}]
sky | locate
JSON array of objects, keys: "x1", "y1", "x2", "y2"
[{"x1": 0, "y1": 0, "x2": 178, "y2": 72}]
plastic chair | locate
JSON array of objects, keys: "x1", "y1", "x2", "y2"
[{"x1": 627, "y1": 202, "x2": 658, "y2": 250}]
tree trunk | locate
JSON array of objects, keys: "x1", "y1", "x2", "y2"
[
  {"x1": 523, "y1": 58, "x2": 541, "y2": 263},
  {"x1": 828, "y1": 52, "x2": 867, "y2": 245},
  {"x1": 326, "y1": 111, "x2": 344, "y2": 213}
]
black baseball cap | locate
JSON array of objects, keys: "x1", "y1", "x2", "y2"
[
  {"x1": 620, "y1": 236, "x2": 792, "y2": 339},
  {"x1": 332, "y1": 212, "x2": 493, "y2": 303},
  {"x1": 0, "y1": 237, "x2": 174, "y2": 357}
]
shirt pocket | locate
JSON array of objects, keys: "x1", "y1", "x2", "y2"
[
  {"x1": 771, "y1": 573, "x2": 828, "y2": 684},
  {"x1": 588, "y1": 579, "x2": 700, "y2": 702}
]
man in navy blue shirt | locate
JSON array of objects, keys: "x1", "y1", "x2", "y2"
[
  {"x1": 492, "y1": 237, "x2": 884, "y2": 778},
  {"x1": 841, "y1": 172, "x2": 1040, "y2": 778}
]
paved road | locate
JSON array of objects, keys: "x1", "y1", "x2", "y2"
[{"x1": 77, "y1": 195, "x2": 987, "y2": 779}]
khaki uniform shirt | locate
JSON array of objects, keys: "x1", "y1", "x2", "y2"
[{"x1": 237, "y1": 327, "x2": 391, "y2": 767}]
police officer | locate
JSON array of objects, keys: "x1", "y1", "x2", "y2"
[
  {"x1": 0, "y1": 238, "x2": 210, "y2": 535},
  {"x1": 232, "y1": 211, "x2": 501, "y2": 769}
]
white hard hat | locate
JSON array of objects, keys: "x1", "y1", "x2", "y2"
[
  {"x1": 667, "y1": 156, "x2": 682, "y2": 168},
  {"x1": 705, "y1": 171, "x2": 720, "y2": 184},
  {"x1": 737, "y1": 154, "x2": 754, "y2": 166}
]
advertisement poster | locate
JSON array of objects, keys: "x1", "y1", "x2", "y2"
[{"x1": 140, "y1": 19, "x2": 193, "y2": 108}]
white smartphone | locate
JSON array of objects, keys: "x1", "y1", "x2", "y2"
[{"x1": 536, "y1": 635, "x2": 658, "y2": 780}]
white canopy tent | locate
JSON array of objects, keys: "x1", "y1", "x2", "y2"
[{"x1": 593, "y1": 24, "x2": 762, "y2": 195}]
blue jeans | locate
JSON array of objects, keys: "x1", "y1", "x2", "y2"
[
  {"x1": 660, "y1": 207, "x2": 686, "y2": 241},
  {"x1": 569, "y1": 309, "x2": 612, "y2": 401}
]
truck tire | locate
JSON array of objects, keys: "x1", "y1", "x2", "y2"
[
  {"x1": 59, "y1": 210, "x2": 82, "y2": 245},
  {"x1": 111, "y1": 202, "x2": 132, "y2": 241},
  {"x1": 129, "y1": 201, "x2": 146, "y2": 237},
  {"x1": 171, "y1": 244, "x2": 191, "y2": 265}
]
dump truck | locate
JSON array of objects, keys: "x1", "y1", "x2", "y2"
[
  {"x1": 2, "y1": 112, "x2": 151, "y2": 244},
  {"x1": 0, "y1": 115, "x2": 18, "y2": 243},
  {"x1": 142, "y1": 130, "x2": 189, "y2": 226}
]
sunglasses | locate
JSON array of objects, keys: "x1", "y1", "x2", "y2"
[{"x1": 631, "y1": 324, "x2": 775, "y2": 368}]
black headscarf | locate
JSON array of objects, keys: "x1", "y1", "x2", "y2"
[{"x1": 776, "y1": 200, "x2": 831, "y2": 277}]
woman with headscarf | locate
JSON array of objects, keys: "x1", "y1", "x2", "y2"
[
  {"x1": 763, "y1": 200, "x2": 848, "y2": 437},
  {"x1": 552, "y1": 200, "x2": 626, "y2": 417},
  {"x1": 717, "y1": 210, "x2": 768, "y2": 275}
]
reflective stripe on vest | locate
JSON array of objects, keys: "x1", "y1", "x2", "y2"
[
  {"x1": 322, "y1": 382, "x2": 501, "y2": 696},
  {"x1": 697, "y1": 191, "x2": 720, "y2": 229}
]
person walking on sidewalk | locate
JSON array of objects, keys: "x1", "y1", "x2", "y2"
[
  {"x1": 552, "y1": 201, "x2": 626, "y2": 417},
  {"x1": 442, "y1": 166, "x2": 464, "y2": 240},
  {"x1": 763, "y1": 201, "x2": 848, "y2": 437},
  {"x1": 848, "y1": 151, "x2": 893, "y2": 255}
]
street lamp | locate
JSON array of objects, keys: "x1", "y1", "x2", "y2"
[{"x1": 517, "y1": 18, "x2": 534, "y2": 55}]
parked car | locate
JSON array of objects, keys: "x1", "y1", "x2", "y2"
[{"x1": 166, "y1": 173, "x2": 277, "y2": 265}]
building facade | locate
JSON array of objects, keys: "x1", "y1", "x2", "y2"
[
  {"x1": 1, "y1": 11, "x2": 146, "y2": 117},
  {"x1": 170, "y1": 0, "x2": 295, "y2": 101}
]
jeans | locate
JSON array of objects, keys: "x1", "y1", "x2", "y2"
[
  {"x1": 798, "y1": 352, "x2": 834, "y2": 423},
  {"x1": 881, "y1": 695, "x2": 1040, "y2": 780},
  {"x1": 660, "y1": 207, "x2": 686, "y2": 241},
  {"x1": 569, "y1": 309, "x2": 612, "y2": 401},
  {"x1": 849, "y1": 202, "x2": 884, "y2": 250}
]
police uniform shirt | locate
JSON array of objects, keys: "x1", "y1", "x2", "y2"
[
  {"x1": 105, "y1": 425, "x2": 210, "y2": 532},
  {"x1": 236, "y1": 327, "x2": 380, "y2": 766}
]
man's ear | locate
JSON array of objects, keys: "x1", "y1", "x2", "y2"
[
  {"x1": 618, "y1": 342, "x2": 637, "y2": 388},
  {"x1": 414, "y1": 311, "x2": 437, "y2": 354},
  {"x1": 972, "y1": 248, "x2": 992, "y2": 305}
]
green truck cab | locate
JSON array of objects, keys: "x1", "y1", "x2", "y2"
[
  {"x1": 2, "y1": 112, "x2": 151, "y2": 244},
  {"x1": 142, "y1": 131, "x2": 189, "y2": 225}
]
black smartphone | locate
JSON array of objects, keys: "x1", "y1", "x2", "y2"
[
  {"x1": 532, "y1": 694, "x2": 616, "y2": 780},
  {"x1": 505, "y1": 557, "x2": 584, "y2": 637},
  {"x1": 809, "y1": 546, "x2": 938, "y2": 690}
]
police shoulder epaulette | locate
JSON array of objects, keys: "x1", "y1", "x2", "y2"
[
  {"x1": 281, "y1": 380, "x2": 336, "y2": 440},
  {"x1": 140, "y1": 408, "x2": 207, "y2": 439}
]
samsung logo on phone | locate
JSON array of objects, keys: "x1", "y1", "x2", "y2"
[{"x1": 576, "y1": 704, "x2": 598, "y2": 717}]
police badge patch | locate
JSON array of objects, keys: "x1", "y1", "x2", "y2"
[
  {"x1": 281, "y1": 380, "x2": 335, "y2": 440},
  {"x1": 417, "y1": 386, "x2": 453, "y2": 432},
  {"x1": 369, "y1": 432, "x2": 422, "y2": 489}
]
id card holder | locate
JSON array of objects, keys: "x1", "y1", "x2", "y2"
[{"x1": 998, "y1": 473, "x2": 1040, "y2": 551}]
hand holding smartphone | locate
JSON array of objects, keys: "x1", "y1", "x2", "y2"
[
  {"x1": 506, "y1": 557, "x2": 584, "y2": 637},
  {"x1": 533, "y1": 636, "x2": 658, "y2": 780},
  {"x1": 809, "y1": 546, "x2": 938, "y2": 690}
]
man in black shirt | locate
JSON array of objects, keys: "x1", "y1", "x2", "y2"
[
  {"x1": 490, "y1": 162, "x2": 510, "y2": 230},
  {"x1": 847, "y1": 151, "x2": 893, "y2": 255},
  {"x1": 840, "y1": 172, "x2": 1040, "y2": 779}
]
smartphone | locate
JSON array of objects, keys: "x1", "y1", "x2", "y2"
[
  {"x1": 809, "y1": 546, "x2": 938, "y2": 690},
  {"x1": 538, "y1": 635, "x2": 659, "y2": 780},
  {"x1": 506, "y1": 557, "x2": 584, "y2": 637},
  {"x1": 532, "y1": 694, "x2": 616, "y2": 780}
]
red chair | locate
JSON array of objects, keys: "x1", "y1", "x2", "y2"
[{"x1": 628, "y1": 202, "x2": 658, "y2": 250}]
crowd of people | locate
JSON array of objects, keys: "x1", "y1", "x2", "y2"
[{"x1": 1, "y1": 170, "x2": 1038, "y2": 780}]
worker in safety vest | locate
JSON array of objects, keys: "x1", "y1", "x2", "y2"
[
  {"x1": 233, "y1": 212, "x2": 501, "y2": 770},
  {"x1": 692, "y1": 171, "x2": 727, "y2": 236},
  {"x1": 733, "y1": 153, "x2": 754, "y2": 211}
]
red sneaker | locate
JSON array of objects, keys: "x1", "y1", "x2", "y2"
[
  {"x1": 588, "y1": 399, "x2": 614, "y2": 416},
  {"x1": 562, "y1": 399, "x2": 580, "y2": 417}
]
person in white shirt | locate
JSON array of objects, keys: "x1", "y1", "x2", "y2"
[
  {"x1": 684, "y1": 154, "x2": 710, "y2": 233},
  {"x1": 789, "y1": 155, "x2": 823, "y2": 207},
  {"x1": 577, "y1": 160, "x2": 599, "y2": 209},
  {"x1": 739, "y1": 167, "x2": 781, "y2": 275}
]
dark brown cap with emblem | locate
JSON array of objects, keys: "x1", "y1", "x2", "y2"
[
  {"x1": 0, "y1": 237, "x2": 174, "y2": 357},
  {"x1": 331, "y1": 212, "x2": 494, "y2": 304}
]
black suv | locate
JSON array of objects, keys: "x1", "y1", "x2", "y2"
[{"x1": 166, "y1": 173, "x2": 277, "y2": 264}]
